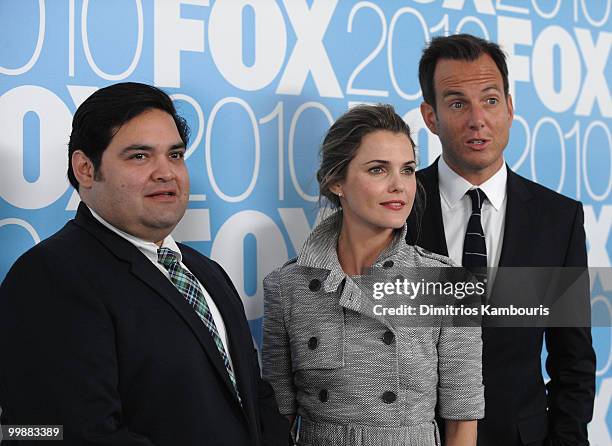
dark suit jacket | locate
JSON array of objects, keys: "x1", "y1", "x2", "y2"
[
  {"x1": 407, "y1": 159, "x2": 595, "y2": 446},
  {"x1": 0, "y1": 203, "x2": 289, "y2": 445}
]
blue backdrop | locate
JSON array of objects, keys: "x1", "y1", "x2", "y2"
[{"x1": 0, "y1": 0, "x2": 610, "y2": 442}]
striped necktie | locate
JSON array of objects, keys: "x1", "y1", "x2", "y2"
[
  {"x1": 157, "y1": 247, "x2": 242, "y2": 404},
  {"x1": 462, "y1": 188, "x2": 488, "y2": 281}
]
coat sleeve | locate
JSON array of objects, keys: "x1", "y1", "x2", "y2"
[
  {"x1": 544, "y1": 202, "x2": 596, "y2": 446},
  {"x1": 437, "y1": 325, "x2": 485, "y2": 421},
  {"x1": 261, "y1": 268, "x2": 297, "y2": 416},
  {"x1": 0, "y1": 248, "x2": 157, "y2": 446}
]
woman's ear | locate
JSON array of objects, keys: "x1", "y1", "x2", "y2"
[{"x1": 330, "y1": 183, "x2": 343, "y2": 197}]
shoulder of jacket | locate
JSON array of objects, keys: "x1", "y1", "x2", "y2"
[
  {"x1": 281, "y1": 257, "x2": 298, "y2": 268},
  {"x1": 413, "y1": 245, "x2": 456, "y2": 267},
  {"x1": 264, "y1": 257, "x2": 298, "y2": 282}
]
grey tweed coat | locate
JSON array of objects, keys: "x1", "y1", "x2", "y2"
[{"x1": 262, "y1": 212, "x2": 484, "y2": 446}]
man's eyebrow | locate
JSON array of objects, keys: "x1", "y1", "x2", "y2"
[
  {"x1": 482, "y1": 85, "x2": 502, "y2": 94},
  {"x1": 442, "y1": 85, "x2": 502, "y2": 99},
  {"x1": 120, "y1": 142, "x2": 185, "y2": 154},
  {"x1": 442, "y1": 90, "x2": 465, "y2": 99}
]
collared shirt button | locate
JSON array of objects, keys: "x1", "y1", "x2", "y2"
[
  {"x1": 383, "y1": 260, "x2": 394, "y2": 268},
  {"x1": 307, "y1": 336, "x2": 319, "y2": 350},
  {"x1": 381, "y1": 391, "x2": 397, "y2": 403},
  {"x1": 382, "y1": 330, "x2": 395, "y2": 345},
  {"x1": 319, "y1": 389, "x2": 329, "y2": 402},
  {"x1": 309, "y1": 279, "x2": 321, "y2": 292}
]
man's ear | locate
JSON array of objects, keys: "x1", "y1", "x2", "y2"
[
  {"x1": 420, "y1": 101, "x2": 438, "y2": 135},
  {"x1": 71, "y1": 150, "x2": 95, "y2": 189}
]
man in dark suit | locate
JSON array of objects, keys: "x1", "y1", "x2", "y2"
[
  {"x1": 406, "y1": 35, "x2": 595, "y2": 445},
  {"x1": 0, "y1": 82, "x2": 289, "y2": 445}
]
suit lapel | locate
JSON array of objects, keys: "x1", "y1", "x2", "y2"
[
  {"x1": 497, "y1": 169, "x2": 535, "y2": 267},
  {"x1": 180, "y1": 254, "x2": 252, "y2": 408},
  {"x1": 73, "y1": 204, "x2": 242, "y2": 407},
  {"x1": 412, "y1": 159, "x2": 449, "y2": 256},
  {"x1": 183, "y1": 255, "x2": 259, "y2": 434}
]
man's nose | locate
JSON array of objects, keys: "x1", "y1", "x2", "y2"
[
  {"x1": 468, "y1": 104, "x2": 486, "y2": 130},
  {"x1": 152, "y1": 157, "x2": 175, "y2": 182}
]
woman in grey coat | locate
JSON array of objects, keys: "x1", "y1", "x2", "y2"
[{"x1": 262, "y1": 104, "x2": 484, "y2": 446}]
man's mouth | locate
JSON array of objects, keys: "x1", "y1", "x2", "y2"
[
  {"x1": 466, "y1": 138, "x2": 490, "y2": 149},
  {"x1": 146, "y1": 191, "x2": 177, "y2": 200}
]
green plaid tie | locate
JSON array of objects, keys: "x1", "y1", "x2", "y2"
[{"x1": 157, "y1": 247, "x2": 241, "y2": 404}]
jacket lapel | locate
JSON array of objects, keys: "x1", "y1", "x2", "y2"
[
  {"x1": 180, "y1": 255, "x2": 252, "y2": 410},
  {"x1": 497, "y1": 169, "x2": 535, "y2": 267},
  {"x1": 410, "y1": 159, "x2": 449, "y2": 256},
  {"x1": 73, "y1": 204, "x2": 241, "y2": 407}
]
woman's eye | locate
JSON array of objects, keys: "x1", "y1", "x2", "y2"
[
  {"x1": 402, "y1": 166, "x2": 415, "y2": 175},
  {"x1": 369, "y1": 167, "x2": 384, "y2": 174}
]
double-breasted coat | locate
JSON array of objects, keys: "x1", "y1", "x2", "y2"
[{"x1": 262, "y1": 212, "x2": 484, "y2": 446}]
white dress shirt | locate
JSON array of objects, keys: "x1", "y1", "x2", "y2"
[
  {"x1": 88, "y1": 206, "x2": 234, "y2": 367},
  {"x1": 438, "y1": 157, "x2": 507, "y2": 269}
]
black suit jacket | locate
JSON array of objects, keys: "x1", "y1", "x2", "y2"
[
  {"x1": 0, "y1": 203, "x2": 289, "y2": 445},
  {"x1": 407, "y1": 159, "x2": 595, "y2": 446}
]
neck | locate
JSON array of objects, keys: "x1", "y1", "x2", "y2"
[
  {"x1": 336, "y1": 220, "x2": 394, "y2": 276},
  {"x1": 443, "y1": 155, "x2": 503, "y2": 186}
]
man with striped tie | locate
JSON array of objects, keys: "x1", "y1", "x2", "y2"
[
  {"x1": 0, "y1": 82, "x2": 289, "y2": 446},
  {"x1": 406, "y1": 34, "x2": 595, "y2": 446}
]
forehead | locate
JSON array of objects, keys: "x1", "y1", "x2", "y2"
[
  {"x1": 109, "y1": 108, "x2": 180, "y2": 145},
  {"x1": 433, "y1": 54, "x2": 504, "y2": 95},
  {"x1": 353, "y1": 130, "x2": 415, "y2": 160}
]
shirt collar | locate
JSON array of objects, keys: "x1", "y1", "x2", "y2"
[
  {"x1": 438, "y1": 156, "x2": 507, "y2": 211},
  {"x1": 87, "y1": 205, "x2": 182, "y2": 263}
]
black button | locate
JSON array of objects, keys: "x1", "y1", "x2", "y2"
[
  {"x1": 382, "y1": 330, "x2": 395, "y2": 345},
  {"x1": 381, "y1": 391, "x2": 397, "y2": 403},
  {"x1": 383, "y1": 260, "x2": 394, "y2": 268},
  {"x1": 309, "y1": 279, "x2": 321, "y2": 291},
  {"x1": 319, "y1": 389, "x2": 329, "y2": 402},
  {"x1": 307, "y1": 336, "x2": 318, "y2": 350}
]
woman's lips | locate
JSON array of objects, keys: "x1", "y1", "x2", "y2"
[{"x1": 380, "y1": 201, "x2": 405, "y2": 210}]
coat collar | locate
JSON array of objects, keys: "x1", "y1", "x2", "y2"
[{"x1": 296, "y1": 210, "x2": 407, "y2": 294}]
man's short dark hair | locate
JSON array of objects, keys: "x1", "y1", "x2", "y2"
[
  {"x1": 419, "y1": 34, "x2": 509, "y2": 111},
  {"x1": 67, "y1": 82, "x2": 190, "y2": 190}
]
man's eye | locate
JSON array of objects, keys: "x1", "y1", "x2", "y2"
[
  {"x1": 170, "y1": 151, "x2": 185, "y2": 159},
  {"x1": 486, "y1": 98, "x2": 499, "y2": 105},
  {"x1": 450, "y1": 102, "x2": 463, "y2": 109},
  {"x1": 130, "y1": 153, "x2": 146, "y2": 160}
]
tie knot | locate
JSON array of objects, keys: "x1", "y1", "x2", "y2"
[
  {"x1": 467, "y1": 188, "x2": 486, "y2": 212},
  {"x1": 157, "y1": 247, "x2": 179, "y2": 268}
]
